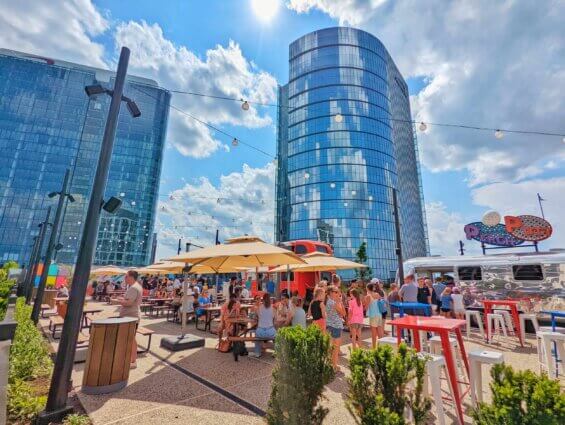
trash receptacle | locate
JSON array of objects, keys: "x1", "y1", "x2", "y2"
[{"x1": 82, "y1": 317, "x2": 137, "y2": 394}]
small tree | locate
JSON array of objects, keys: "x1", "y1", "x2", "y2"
[
  {"x1": 267, "y1": 325, "x2": 334, "y2": 425},
  {"x1": 3, "y1": 260, "x2": 18, "y2": 271},
  {"x1": 471, "y1": 363, "x2": 565, "y2": 424},
  {"x1": 347, "y1": 344, "x2": 431, "y2": 425},
  {"x1": 355, "y1": 242, "x2": 373, "y2": 281}
]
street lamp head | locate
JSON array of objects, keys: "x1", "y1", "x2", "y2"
[
  {"x1": 102, "y1": 196, "x2": 122, "y2": 213},
  {"x1": 48, "y1": 192, "x2": 58, "y2": 198},
  {"x1": 126, "y1": 99, "x2": 141, "y2": 118},
  {"x1": 67, "y1": 194, "x2": 76, "y2": 203},
  {"x1": 54, "y1": 243, "x2": 64, "y2": 251},
  {"x1": 84, "y1": 84, "x2": 107, "y2": 97}
]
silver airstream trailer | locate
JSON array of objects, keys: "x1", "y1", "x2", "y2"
[{"x1": 403, "y1": 250, "x2": 565, "y2": 307}]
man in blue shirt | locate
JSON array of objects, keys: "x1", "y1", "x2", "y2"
[{"x1": 432, "y1": 280, "x2": 446, "y2": 311}]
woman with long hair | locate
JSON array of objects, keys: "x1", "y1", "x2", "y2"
[
  {"x1": 250, "y1": 293, "x2": 276, "y2": 358},
  {"x1": 218, "y1": 293, "x2": 240, "y2": 341},
  {"x1": 308, "y1": 288, "x2": 327, "y2": 332},
  {"x1": 347, "y1": 288, "x2": 364, "y2": 349},
  {"x1": 326, "y1": 287, "x2": 346, "y2": 371}
]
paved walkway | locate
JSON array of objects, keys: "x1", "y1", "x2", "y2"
[{"x1": 39, "y1": 301, "x2": 552, "y2": 425}]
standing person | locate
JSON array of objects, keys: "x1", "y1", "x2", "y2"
[
  {"x1": 426, "y1": 278, "x2": 438, "y2": 314},
  {"x1": 398, "y1": 274, "x2": 418, "y2": 303},
  {"x1": 433, "y1": 278, "x2": 446, "y2": 312},
  {"x1": 348, "y1": 289, "x2": 364, "y2": 349},
  {"x1": 290, "y1": 297, "x2": 307, "y2": 327},
  {"x1": 228, "y1": 276, "x2": 237, "y2": 297},
  {"x1": 326, "y1": 287, "x2": 346, "y2": 371},
  {"x1": 451, "y1": 287, "x2": 465, "y2": 319},
  {"x1": 366, "y1": 285, "x2": 384, "y2": 348},
  {"x1": 417, "y1": 278, "x2": 432, "y2": 306},
  {"x1": 250, "y1": 293, "x2": 276, "y2": 358},
  {"x1": 440, "y1": 287, "x2": 453, "y2": 318},
  {"x1": 387, "y1": 283, "x2": 400, "y2": 316},
  {"x1": 117, "y1": 270, "x2": 143, "y2": 368},
  {"x1": 308, "y1": 288, "x2": 326, "y2": 331}
]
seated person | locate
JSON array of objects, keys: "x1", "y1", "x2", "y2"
[
  {"x1": 57, "y1": 285, "x2": 69, "y2": 298},
  {"x1": 275, "y1": 293, "x2": 292, "y2": 328},
  {"x1": 241, "y1": 285, "x2": 250, "y2": 299},
  {"x1": 290, "y1": 297, "x2": 307, "y2": 327},
  {"x1": 196, "y1": 290, "x2": 211, "y2": 317}
]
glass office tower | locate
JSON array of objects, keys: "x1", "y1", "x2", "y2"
[
  {"x1": 276, "y1": 28, "x2": 428, "y2": 281},
  {"x1": 0, "y1": 49, "x2": 170, "y2": 267}
]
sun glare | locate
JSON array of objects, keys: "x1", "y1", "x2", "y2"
[{"x1": 251, "y1": 0, "x2": 279, "y2": 22}]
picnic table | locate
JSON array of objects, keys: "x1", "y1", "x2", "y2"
[
  {"x1": 389, "y1": 302, "x2": 432, "y2": 317},
  {"x1": 81, "y1": 307, "x2": 104, "y2": 329},
  {"x1": 197, "y1": 305, "x2": 222, "y2": 332},
  {"x1": 541, "y1": 310, "x2": 565, "y2": 331},
  {"x1": 389, "y1": 315, "x2": 469, "y2": 425},
  {"x1": 148, "y1": 298, "x2": 173, "y2": 304},
  {"x1": 482, "y1": 299, "x2": 523, "y2": 346},
  {"x1": 226, "y1": 317, "x2": 258, "y2": 337}
]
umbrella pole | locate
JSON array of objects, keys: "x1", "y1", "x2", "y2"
[
  {"x1": 180, "y1": 278, "x2": 188, "y2": 338},
  {"x1": 286, "y1": 264, "x2": 290, "y2": 297}
]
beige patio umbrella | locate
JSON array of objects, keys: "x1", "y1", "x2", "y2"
[
  {"x1": 90, "y1": 265, "x2": 128, "y2": 276},
  {"x1": 270, "y1": 252, "x2": 368, "y2": 272},
  {"x1": 167, "y1": 236, "x2": 306, "y2": 271},
  {"x1": 166, "y1": 236, "x2": 306, "y2": 337},
  {"x1": 134, "y1": 266, "x2": 170, "y2": 275}
]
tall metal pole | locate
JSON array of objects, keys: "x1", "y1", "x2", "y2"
[
  {"x1": 32, "y1": 170, "x2": 71, "y2": 324},
  {"x1": 25, "y1": 208, "x2": 51, "y2": 304},
  {"x1": 537, "y1": 193, "x2": 546, "y2": 219},
  {"x1": 38, "y1": 47, "x2": 131, "y2": 424},
  {"x1": 19, "y1": 236, "x2": 39, "y2": 297},
  {"x1": 392, "y1": 189, "x2": 404, "y2": 287}
]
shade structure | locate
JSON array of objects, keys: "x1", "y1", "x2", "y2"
[
  {"x1": 270, "y1": 252, "x2": 368, "y2": 273},
  {"x1": 166, "y1": 236, "x2": 306, "y2": 272},
  {"x1": 134, "y1": 266, "x2": 170, "y2": 275},
  {"x1": 90, "y1": 265, "x2": 127, "y2": 276},
  {"x1": 146, "y1": 261, "x2": 186, "y2": 273}
]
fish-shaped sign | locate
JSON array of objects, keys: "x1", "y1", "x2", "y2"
[
  {"x1": 504, "y1": 215, "x2": 552, "y2": 242},
  {"x1": 464, "y1": 222, "x2": 524, "y2": 247}
]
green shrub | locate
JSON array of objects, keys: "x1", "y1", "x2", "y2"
[
  {"x1": 7, "y1": 297, "x2": 53, "y2": 422},
  {"x1": 0, "y1": 275, "x2": 14, "y2": 320},
  {"x1": 63, "y1": 413, "x2": 92, "y2": 425},
  {"x1": 471, "y1": 363, "x2": 565, "y2": 424},
  {"x1": 266, "y1": 325, "x2": 334, "y2": 425},
  {"x1": 346, "y1": 344, "x2": 431, "y2": 425}
]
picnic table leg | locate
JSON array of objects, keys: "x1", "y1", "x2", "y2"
[
  {"x1": 483, "y1": 306, "x2": 491, "y2": 341},
  {"x1": 454, "y1": 328, "x2": 470, "y2": 377},
  {"x1": 396, "y1": 326, "x2": 403, "y2": 346},
  {"x1": 413, "y1": 328, "x2": 422, "y2": 352},
  {"x1": 441, "y1": 331, "x2": 465, "y2": 425},
  {"x1": 511, "y1": 306, "x2": 523, "y2": 346}
]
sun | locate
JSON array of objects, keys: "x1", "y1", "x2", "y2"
[{"x1": 251, "y1": 0, "x2": 279, "y2": 22}]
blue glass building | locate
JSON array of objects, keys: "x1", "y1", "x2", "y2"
[
  {"x1": 276, "y1": 28, "x2": 428, "y2": 281},
  {"x1": 0, "y1": 49, "x2": 170, "y2": 267}
]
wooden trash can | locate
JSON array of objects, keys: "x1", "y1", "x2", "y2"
[
  {"x1": 43, "y1": 289, "x2": 58, "y2": 308},
  {"x1": 82, "y1": 317, "x2": 137, "y2": 394}
]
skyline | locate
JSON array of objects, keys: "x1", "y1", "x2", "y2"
[{"x1": 1, "y1": 0, "x2": 563, "y2": 262}]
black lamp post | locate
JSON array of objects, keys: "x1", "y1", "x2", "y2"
[
  {"x1": 36, "y1": 47, "x2": 140, "y2": 424},
  {"x1": 25, "y1": 208, "x2": 51, "y2": 304},
  {"x1": 392, "y1": 188, "x2": 404, "y2": 286},
  {"x1": 31, "y1": 169, "x2": 74, "y2": 324}
]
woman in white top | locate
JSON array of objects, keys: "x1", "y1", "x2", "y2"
[
  {"x1": 451, "y1": 287, "x2": 465, "y2": 319},
  {"x1": 290, "y1": 296, "x2": 307, "y2": 327},
  {"x1": 250, "y1": 293, "x2": 276, "y2": 357}
]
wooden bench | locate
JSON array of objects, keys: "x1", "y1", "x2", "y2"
[
  {"x1": 151, "y1": 305, "x2": 168, "y2": 318},
  {"x1": 77, "y1": 332, "x2": 90, "y2": 346},
  {"x1": 227, "y1": 335, "x2": 275, "y2": 361},
  {"x1": 140, "y1": 303, "x2": 153, "y2": 315},
  {"x1": 41, "y1": 304, "x2": 52, "y2": 318},
  {"x1": 49, "y1": 316, "x2": 64, "y2": 339},
  {"x1": 136, "y1": 326, "x2": 154, "y2": 353}
]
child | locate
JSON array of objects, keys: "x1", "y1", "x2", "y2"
[
  {"x1": 451, "y1": 287, "x2": 465, "y2": 319},
  {"x1": 308, "y1": 288, "x2": 326, "y2": 332},
  {"x1": 348, "y1": 289, "x2": 364, "y2": 349},
  {"x1": 366, "y1": 285, "x2": 384, "y2": 348},
  {"x1": 440, "y1": 287, "x2": 453, "y2": 318}
]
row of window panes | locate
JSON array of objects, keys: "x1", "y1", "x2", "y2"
[
  {"x1": 287, "y1": 131, "x2": 394, "y2": 157},
  {"x1": 287, "y1": 164, "x2": 397, "y2": 187},
  {"x1": 289, "y1": 84, "x2": 389, "y2": 111},
  {"x1": 287, "y1": 147, "x2": 396, "y2": 173},
  {"x1": 288, "y1": 99, "x2": 391, "y2": 127},
  {"x1": 288, "y1": 115, "x2": 392, "y2": 141}
]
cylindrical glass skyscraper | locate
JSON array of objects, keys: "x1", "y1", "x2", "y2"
[{"x1": 276, "y1": 27, "x2": 428, "y2": 281}]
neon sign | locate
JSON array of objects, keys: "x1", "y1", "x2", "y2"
[{"x1": 464, "y1": 212, "x2": 553, "y2": 247}]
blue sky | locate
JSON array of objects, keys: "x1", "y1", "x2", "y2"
[{"x1": 2, "y1": 0, "x2": 563, "y2": 259}]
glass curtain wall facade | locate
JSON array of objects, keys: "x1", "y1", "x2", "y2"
[
  {"x1": 276, "y1": 28, "x2": 428, "y2": 281},
  {"x1": 0, "y1": 49, "x2": 170, "y2": 267}
]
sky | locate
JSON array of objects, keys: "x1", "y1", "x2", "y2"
[{"x1": 1, "y1": 0, "x2": 563, "y2": 261}]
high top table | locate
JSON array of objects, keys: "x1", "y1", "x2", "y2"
[
  {"x1": 389, "y1": 315, "x2": 469, "y2": 425},
  {"x1": 389, "y1": 302, "x2": 432, "y2": 317},
  {"x1": 482, "y1": 299, "x2": 523, "y2": 346}
]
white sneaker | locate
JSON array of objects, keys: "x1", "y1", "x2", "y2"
[{"x1": 248, "y1": 352, "x2": 261, "y2": 358}]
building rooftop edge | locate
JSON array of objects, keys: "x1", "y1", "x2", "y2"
[{"x1": 0, "y1": 48, "x2": 165, "y2": 90}]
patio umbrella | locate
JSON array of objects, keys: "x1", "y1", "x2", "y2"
[
  {"x1": 270, "y1": 252, "x2": 368, "y2": 272},
  {"x1": 90, "y1": 265, "x2": 128, "y2": 276},
  {"x1": 134, "y1": 266, "x2": 170, "y2": 275},
  {"x1": 167, "y1": 236, "x2": 306, "y2": 271}
]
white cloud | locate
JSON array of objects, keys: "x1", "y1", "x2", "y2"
[
  {"x1": 287, "y1": 0, "x2": 565, "y2": 185},
  {"x1": 471, "y1": 177, "x2": 565, "y2": 251},
  {"x1": 0, "y1": 0, "x2": 108, "y2": 67},
  {"x1": 155, "y1": 162, "x2": 276, "y2": 259},
  {"x1": 114, "y1": 21, "x2": 278, "y2": 158},
  {"x1": 425, "y1": 201, "x2": 477, "y2": 256}
]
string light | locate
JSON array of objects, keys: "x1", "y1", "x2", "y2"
[
  {"x1": 330, "y1": 182, "x2": 336, "y2": 188},
  {"x1": 232, "y1": 138, "x2": 239, "y2": 146},
  {"x1": 241, "y1": 100, "x2": 250, "y2": 111},
  {"x1": 304, "y1": 172, "x2": 310, "y2": 179},
  {"x1": 419, "y1": 122, "x2": 427, "y2": 131},
  {"x1": 334, "y1": 113, "x2": 343, "y2": 123},
  {"x1": 495, "y1": 129, "x2": 504, "y2": 139}
]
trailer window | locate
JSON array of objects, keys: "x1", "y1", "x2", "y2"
[
  {"x1": 294, "y1": 244, "x2": 307, "y2": 254},
  {"x1": 281, "y1": 272, "x2": 295, "y2": 281},
  {"x1": 512, "y1": 265, "x2": 543, "y2": 281},
  {"x1": 457, "y1": 267, "x2": 482, "y2": 281},
  {"x1": 315, "y1": 245, "x2": 329, "y2": 253}
]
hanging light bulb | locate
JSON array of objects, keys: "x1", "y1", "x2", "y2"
[
  {"x1": 368, "y1": 196, "x2": 373, "y2": 201},
  {"x1": 344, "y1": 202, "x2": 348, "y2": 207},
  {"x1": 330, "y1": 182, "x2": 336, "y2": 188},
  {"x1": 232, "y1": 137, "x2": 239, "y2": 146},
  {"x1": 303, "y1": 202, "x2": 307, "y2": 207},
  {"x1": 334, "y1": 113, "x2": 343, "y2": 123},
  {"x1": 419, "y1": 122, "x2": 427, "y2": 131},
  {"x1": 351, "y1": 190, "x2": 356, "y2": 196},
  {"x1": 304, "y1": 172, "x2": 310, "y2": 179},
  {"x1": 241, "y1": 100, "x2": 250, "y2": 111},
  {"x1": 495, "y1": 129, "x2": 504, "y2": 139}
]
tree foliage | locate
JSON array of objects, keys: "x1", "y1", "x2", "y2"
[
  {"x1": 346, "y1": 344, "x2": 431, "y2": 425},
  {"x1": 471, "y1": 363, "x2": 565, "y2": 424},
  {"x1": 355, "y1": 242, "x2": 373, "y2": 281},
  {"x1": 267, "y1": 325, "x2": 335, "y2": 425}
]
